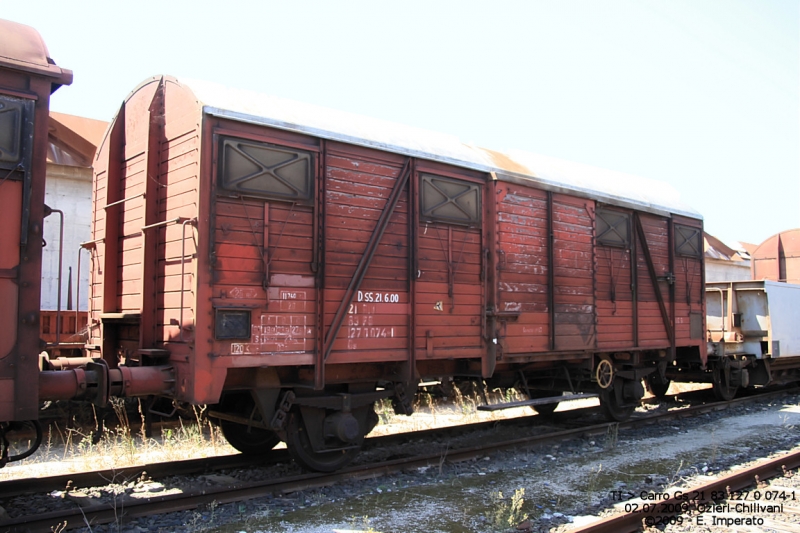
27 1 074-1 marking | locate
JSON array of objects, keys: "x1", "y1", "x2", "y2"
[{"x1": 345, "y1": 294, "x2": 401, "y2": 345}]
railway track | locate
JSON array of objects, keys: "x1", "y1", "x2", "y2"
[
  {"x1": 571, "y1": 449, "x2": 800, "y2": 533},
  {"x1": 0, "y1": 385, "x2": 725, "y2": 499},
  {"x1": 1, "y1": 387, "x2": 795, "y2": 532}
]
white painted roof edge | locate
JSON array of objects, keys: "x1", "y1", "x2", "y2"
[{"x1": 184, "y1": 78, "x2": 702, "y2": 221}]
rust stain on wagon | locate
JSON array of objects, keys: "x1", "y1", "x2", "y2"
[{"x1": 481, "y1": 147, "x2": 536, "y2": 177}]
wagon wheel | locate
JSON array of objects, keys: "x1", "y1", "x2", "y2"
[
  {"x1": 644, "y1": 373, "x2": 671, "y2": 399},
  {"x1": 1, "y1": 421, "x2": 43, "y2": 463},
  {"x1": 595, "y1": 356, "x2": 614, "y2": 389},
  {"x1": 598, "y1": 382, "x2": 636, "y2": 422},
  {"x1": 711, "y1": 364, "x2": 737, "y2": 402},
  {"x1": 286, "y1": 410, "x2": 361, "y2": 473},
  {"x1": 220, "y1": 420, "x2": 280, "y2": 455}
]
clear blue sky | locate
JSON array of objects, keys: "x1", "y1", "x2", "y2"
[{"x1": 4, "y1": 0, "x2": 797, "y2": 247}]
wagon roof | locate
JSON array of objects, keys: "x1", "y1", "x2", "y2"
[
  {"x1": 0, "y1": 19, "x2": 72, "y2": 87},
  {"x1": 183, "y1": 77, "x2": 701, "y2": 220}
]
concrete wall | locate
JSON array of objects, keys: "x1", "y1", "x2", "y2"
[
  {"x1": 41, "y1": 163, "x2": 92, "y2": 311},
  {"x1": 706, "y1": 258, "x2": 750, "y2": 283}
]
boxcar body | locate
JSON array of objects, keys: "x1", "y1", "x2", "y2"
[
  {"x1": 0, "y1": 20, "x2": 72, "y2": 423},
  {"x1": 84, "y1": 76, "x2": 706, "y2": 469},
  {"x1": 4, "y1": 25, "x2": 799, "y2": 473},
  {"x1": 751, "y1": 228, "x2": 800, "y2": 284}
]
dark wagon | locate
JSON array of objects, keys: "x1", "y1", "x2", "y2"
[{"x1": 0, "y1": 19, "x2": 71, "y2": 433}]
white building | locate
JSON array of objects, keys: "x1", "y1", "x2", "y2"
[
  {"x1": 704, "y1": 233, "x2": 751, "y2": 282},
  {"x1": 41, "y1": 112, "x2": 107, "y2": 312}
]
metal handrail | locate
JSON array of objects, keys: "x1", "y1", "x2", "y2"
[
  {"x1": 46, "y1": 208, "x2": 65, "y2": 346},
  {"x1": 179, "y1": 218, "x2": 197, "y2": 342},
  {"x1": 141, "y1": 216, "x2": 188, "y2": 232},
  {"x1": 705, "y1": 287, "x2": 726, "y2": 336},
  {"x1": 103, "y1": 192, "x2": 144, "y2": 210}
]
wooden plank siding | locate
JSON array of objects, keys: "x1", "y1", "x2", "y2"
[
  {"x1": 87, "y1": 79, "x2": 204, "y2": 358},
  {"x1": 552, "y1": 194, "x2": 596, "y2": 350},
  {"x1": 114, "y1": 153, "x2": 146, "y2": 313},
  {"x1": 154, "y1": 104, "x2": 200, "y2": 347},
  {"x1": 200, "y1": 120, "x2": 320, "y2": 366},
  {"x1": 635, "y1": 214, "x2": 671, "y2": 347},
  {"x1": 87, "y1": 165, "x2": 106, "y2": 331},
  {"x1": 596, "y1": 236, "x2": 635, "y2": 349},
  {"x1": 210, "y1": 196, "x2": 317, "y2": 358},
  {"x1": 415, "y1": 222, "x2": 484, "y2": 359},
  {"x1": 323, "y1": 144, "x2": 409, "y2": 362},
  {"x1": 495, "y1": 181, "x2": 705, "y2": 358},
  {"x1": 673, "y1": 215, "x2": 705, "y2": 346},
  {"x1": 495, "y1": 185, "x2": 596, "y2": 354},
  {"x1": 495, "y1": 183, "x2": 550, "y2": 353}
]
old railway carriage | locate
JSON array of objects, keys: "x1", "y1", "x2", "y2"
[
  {"x1": 0, "y1": 20, "x2": 72, "y2": 427},
  {"x1": 88, "y1": 76, "x2": 705, "y2": 470}
]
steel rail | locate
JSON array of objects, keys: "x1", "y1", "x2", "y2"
[
  {"x1": 0, "y1": 385, "x2": 790, "y2": 499},
  {"x1": 2, "y1": 422, "x2": 624, "y2": 532},
  {"x1": 0, "y1": 388, "x2": 683, "y2": 497},
  {"x1": 2, "y1": 387, "x2": 795, "y2": 532},
  {"x1": 570, "y1": 449, "x2": 800, "y2": 533},
  {"x1": 0, "y1": 408, "x2": 548, "y2": 499}
]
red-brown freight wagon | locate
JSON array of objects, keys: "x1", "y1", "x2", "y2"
[
  {"x1": 80, "y1": 75, "x2": 706, "y2": 470},
  {"x1": 0, "y1": 20, "x2": 72, "y2": 433}
]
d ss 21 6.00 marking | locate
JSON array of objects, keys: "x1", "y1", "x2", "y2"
[{"x1": 357, "y1": 291, "x2": 400, "y2": 303}]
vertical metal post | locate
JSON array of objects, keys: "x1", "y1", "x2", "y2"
[
  {"x1": 179, "y1": 218, "x2": 196, "y2": 342},
  {"x1": 75, "y1": 244, "x2": 90, "y2": 336},
  {"x1": 47, "y1": 208, "x2": 65, "y2": 346},
  {"x1": 631, "y1": 214, "x2": 638, "y2": 347},
  {"x1": 314, "y1": 142, "x2": 327, "y2": 390},
  {"x1": 668, "y1": 218, "x2": 676, "y2": 360},
  {"x1": 407, "y1": 159, "x2": 418, "y2": 383},
  {"x1": 547, "y1": 192, "x2": 556, "y2": 351}
]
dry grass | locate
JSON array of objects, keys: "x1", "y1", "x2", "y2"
[
  {"x1": 642, "y1": 381, "x2": 712, "y2": 399},
  {"x1": 1, "y1": 386, "x2": 557, "y2": 480},
  {"x1": 3, "y1": 380, "x2": 696, "y2": 481},
  {"x1": 369, "y1": 385, "x2": 593, "y2": 437},
  {"x1": 0, "y1": 402, "x2": 237, "y2": 481}
]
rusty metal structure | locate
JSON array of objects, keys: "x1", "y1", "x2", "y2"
[
  {"x1": 3, "y1": 31, "x2": 799, "y2": 471},
  {"x1": 0, "y1": 21, "x2": 168, "y2": 467},
  {"x1": 0, "y1": 19, "x2": 72, "y2": 435},
  {"x1": 751, "y1": 228, "x2": 800, "y2": 284},
  {"x1": 704, "y1": 279, "x2": 800, "y2": 399}
]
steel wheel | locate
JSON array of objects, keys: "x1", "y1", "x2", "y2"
[
  {"x1": 645, "y1": 374, "x2": 671, "y2": 399},
  {"x1": 286, "y1": 410, "x2": 360, "y2": 472},
  {"x1": 220, "y1": 420, "x2": 280, "y2": 455},
  {"x1": 2, "y1": 420, "x2": 43, "y2": 462},
  {"x1": 599, "y1": 385, "x2": 636, "y2": 422},
  {"x1": 712, "y1": 366, "x2": 737, "y2": 401}
]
